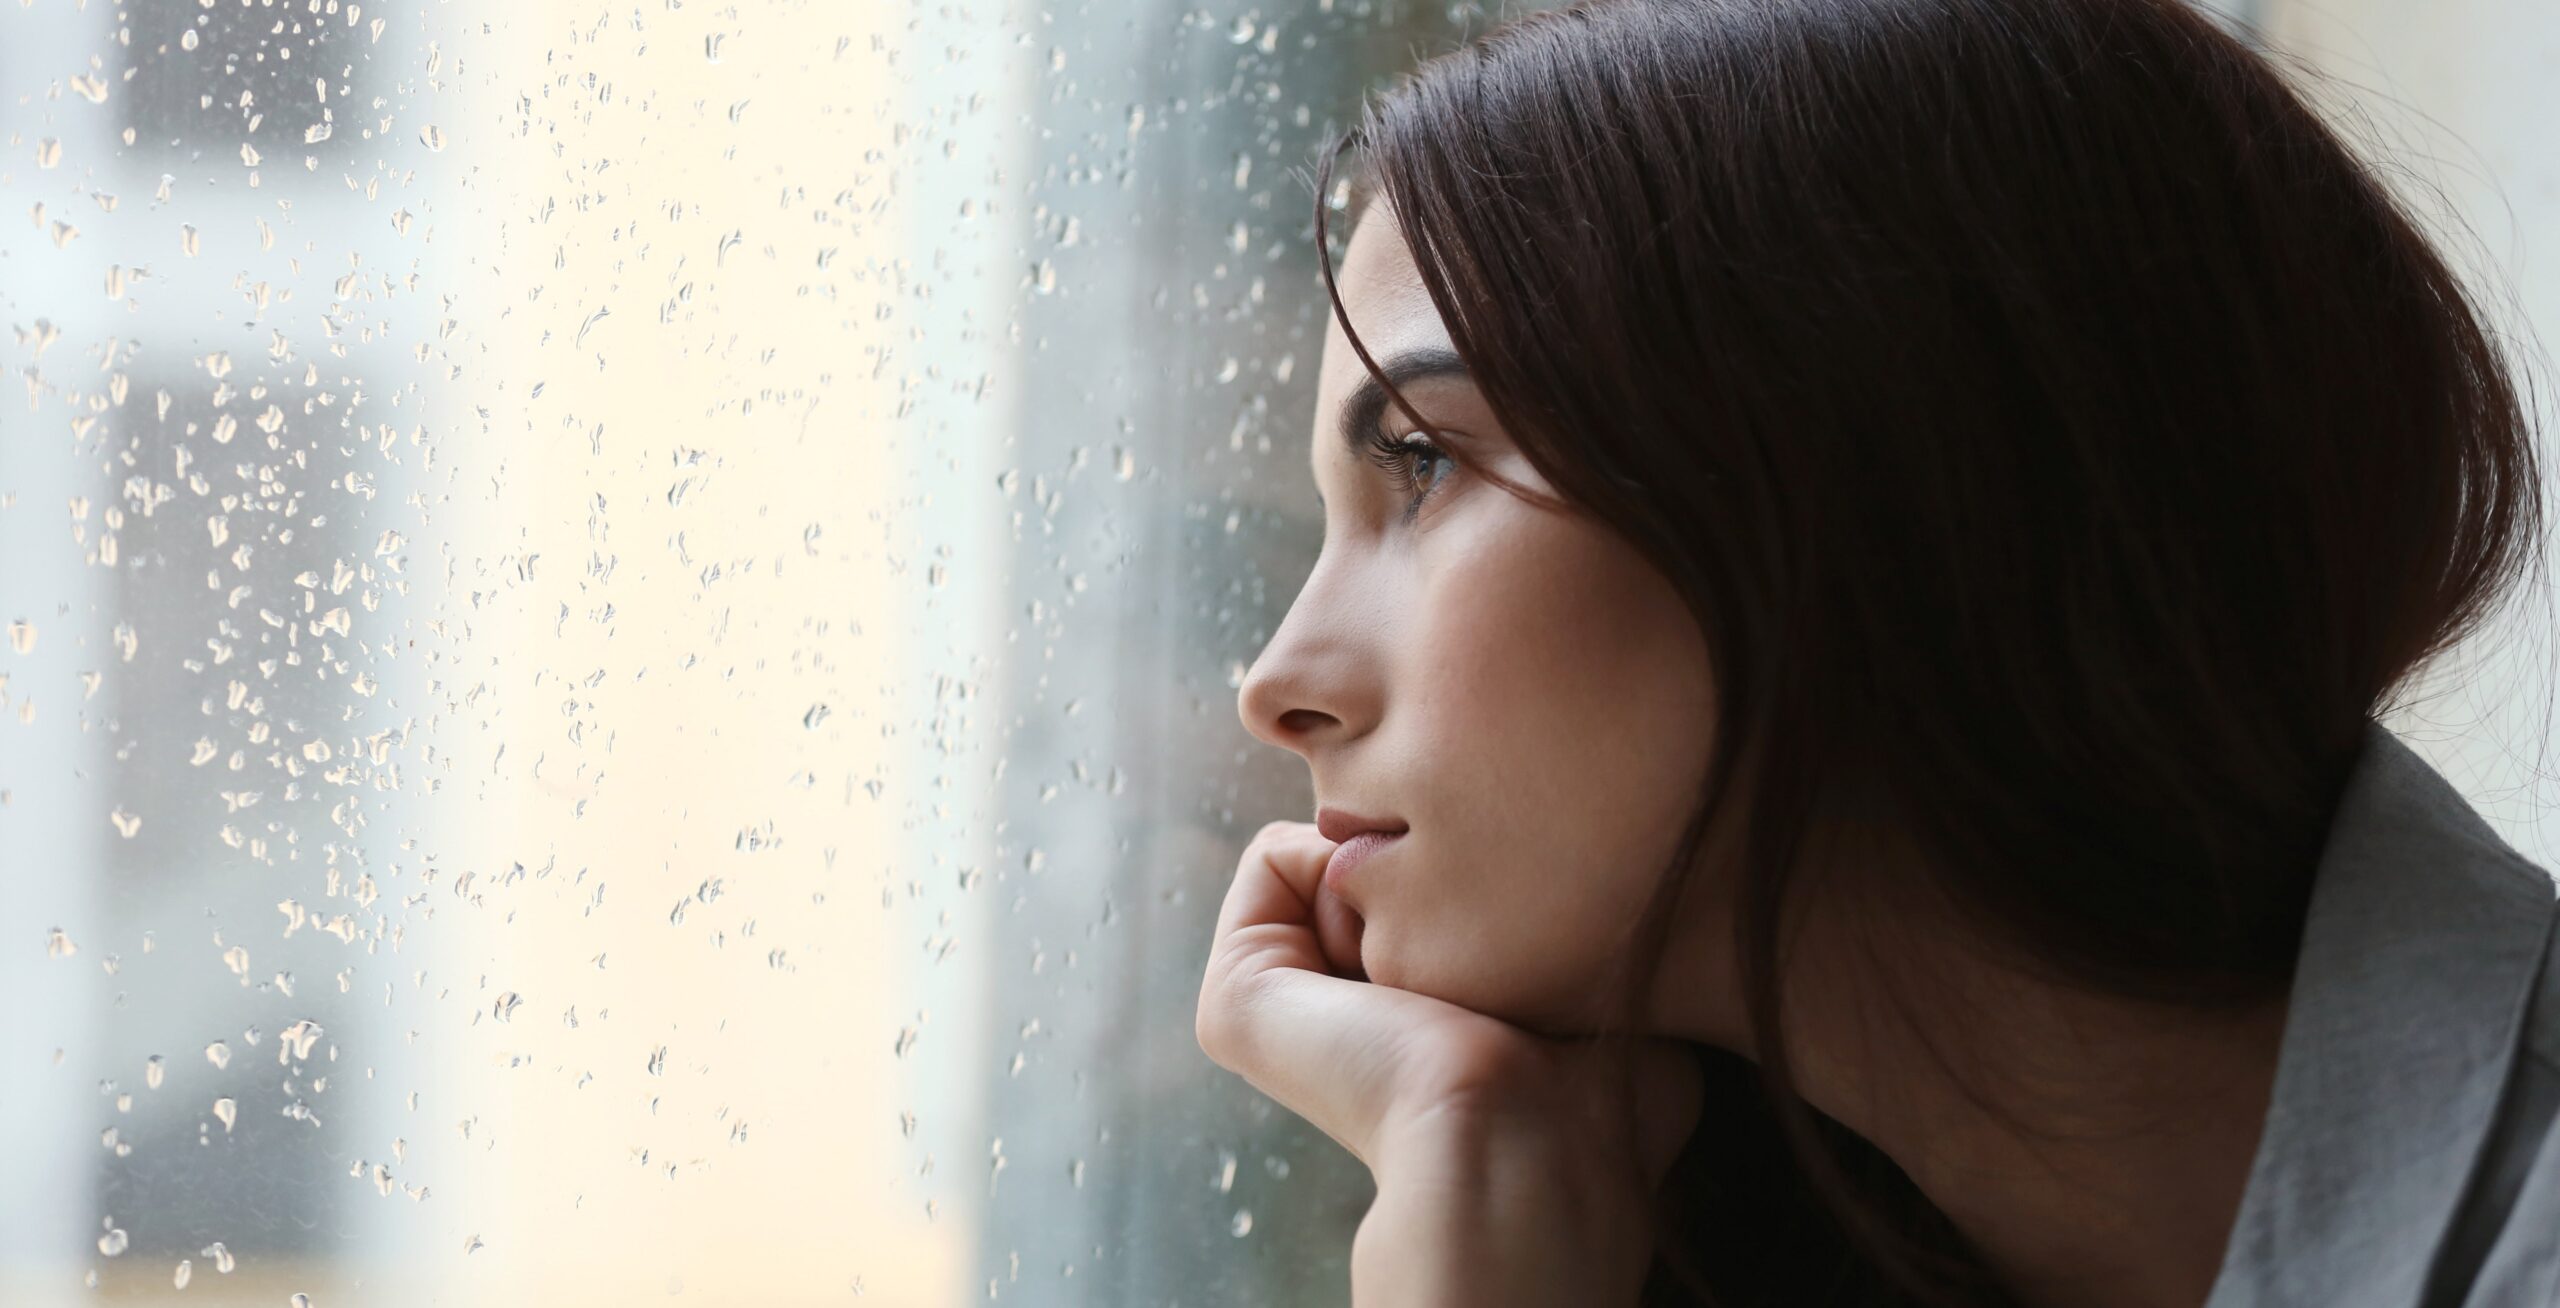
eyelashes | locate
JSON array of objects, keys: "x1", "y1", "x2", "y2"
[{"x1": 1362, "y1": 427, "x2": 1454, "y2": 522}]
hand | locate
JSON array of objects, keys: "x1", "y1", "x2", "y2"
[{"x1": 1194, "y1": 819, "x2": 1706, "y2": 1306}]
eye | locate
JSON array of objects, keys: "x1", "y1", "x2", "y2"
[{"x1": 1362, "y1": 428, "x2": 1453, "y2": 521}]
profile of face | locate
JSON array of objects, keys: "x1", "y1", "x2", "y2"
[{"x1": 1235, "y1": 199, "x2": 1723, "y2": 1037}]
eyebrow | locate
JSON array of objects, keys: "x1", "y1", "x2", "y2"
[{"x1": 1336, "y1": 346, "x2": 1472, "y2": 460}]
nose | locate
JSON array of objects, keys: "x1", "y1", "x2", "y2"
[{"x1": 1236, "y1": 613, "x2": 1360, "y2": 757}]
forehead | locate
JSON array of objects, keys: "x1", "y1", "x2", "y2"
[{"x1": 1331, "y1": 202, "x2": 1439, "y2": 343}]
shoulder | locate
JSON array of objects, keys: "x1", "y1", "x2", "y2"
[{"x1": 2445, "y1": 866, "x2": 2560, "y2": 1307}]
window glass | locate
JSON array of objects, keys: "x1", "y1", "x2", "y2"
[{"x1": 0, "y1": 2, "x2": 1522, "y2": 1303}]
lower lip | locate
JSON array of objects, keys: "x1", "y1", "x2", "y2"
[{"x1": 1324, "y1": 830, "x2": 1404, "y2": 890}]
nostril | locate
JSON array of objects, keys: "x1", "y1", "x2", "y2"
[{"x1": 1277, "y1": 707, "x2": 1334, "y2": 735}]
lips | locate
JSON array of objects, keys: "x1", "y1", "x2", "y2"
[
  {"x1": 1315, "y1": 805, "x2": 1407, "y2": 845},
  {"x1": 1322, "y1": 829, "x2": 1401, "y2": 891}
]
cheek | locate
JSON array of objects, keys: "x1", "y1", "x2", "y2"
[{"x1": 1375, "y1": 511, "x2": 1715, "y2": 1021}]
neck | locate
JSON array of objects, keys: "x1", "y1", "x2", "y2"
[{"x1": 1656, "y1": 878, "x2": 2292, "y2": 1308}]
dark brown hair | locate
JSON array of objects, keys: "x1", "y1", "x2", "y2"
[{"x1": 1304, "y1": 0, "x2": 2548, "y2": 1303}]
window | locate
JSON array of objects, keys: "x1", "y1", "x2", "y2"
[{"x1": 0, "y1": 2, "x2": 1525, "y2": 1303}]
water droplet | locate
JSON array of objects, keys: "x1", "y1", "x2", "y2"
[
  {"x1": 463, "y1": 1234, "x2": 484, "y2": 1255},
  {"x1": 46, "y1": 927, "x2": 76, "y2": 958},
  {"x1": 282, "y1": 1019, "x2": 324, "y2": 1059},
  {"x1": 223, "y1": 946, "x2": 249, "y2": 977},
  {"x1": 8, "y1": 619, "x2": 35, "y2": 653},
  {"x1": 1228, "y1": 15, "x2": 1259, "y2": 43},
  {"x1": 69, "y1": 74, "x2": 108, "y2": 104},
  {"x1": 645, "y1": 1045, "x2": 667, "y2": 1076},
  {"x1": 201, "y1": 1241, "x2": 235, "y2": 1274},
  {"x1": 291, "y1": 1294, "x2": 313, "y2": 1308},
  {"x1": 212, "y1": 1098, "x2": 237, "y2": 1131},
  {"x1": 704, "y1": 33, "x2": 724, "y2": 61},
  {"x1": 205, "y1": 1041, "x2": 231, "y2": 1070},
  {"x1": 97, "y1": 1227, "x2": 128, "y2": 1257},
  {"x1": 180, "y1": 223, "x2": 200, "y2": 256},
  {"x1": 304, "y1": 121, "x2": 332, "y2": 144},
  {"x1": 145, "y1": 1055, "x2": 165, "y2": 1089},
  {"x1": 239, "y1": 143, "x2": 260, "y2": 168},
  {"x1": 109, "y1": 807, "x2": 141, "y2": 839},
  {"x1": 418, "y1": 125, "x2": 446, "y2": 151},
  {"x1": 1231, "y1": 1209, "x2": 1254, "y2": 1236},
  {"x1": 180, "y1": 27, "x2": 199, "y2": 51},
  {"x1": 492, "y1": 993, "x2": 520, "y2": 1022},
  {"x1": 174, "y1": 1259, "x2": 192, "y2": 1288},
  {"x1": 35, "y1": 138, "x2": 61, "y2": 168},
  {"x1": 802, "y1": 703, "x2": 831, "y2": 730}
]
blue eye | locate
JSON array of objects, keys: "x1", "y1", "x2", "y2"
[{"x1": 1362, "y1": 428, "x2": 1452, "y2": 521}]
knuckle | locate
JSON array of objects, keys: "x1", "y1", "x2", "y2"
[
  {"x1": 1193, "y1": 954, "x2": 1250, "y2": 1064},
  {"x1": 1194, "y1": 944, "x2": 1281, "y2": 1068},
  {"x1": 1193, "y1": 999, "x2": 1226, "y2": 1064}
]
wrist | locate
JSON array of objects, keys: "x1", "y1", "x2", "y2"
[{"x1": 1353, "y1": 1113, "x2": 1655, "y2": 1307}]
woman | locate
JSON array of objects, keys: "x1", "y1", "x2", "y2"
[{"x1": 1194, "y1": 0, "x2": 2560, "y2": 1305}]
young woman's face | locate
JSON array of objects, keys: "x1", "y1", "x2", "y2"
[{"x1": 1235, "y1": 202, "x2": 1723, "y2": 1035}]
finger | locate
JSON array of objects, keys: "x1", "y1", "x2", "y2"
[
  {"x1": 1198, "y1": 822, "x2": 1463, "y2": 1167},
  {"x1": 1207, "y1": 821, "x2": 1366, "y2": 980},
  {"x1": 1201, "y1": 962, "x2": 1460, "y2": 1169},
  {"x1": 1208, "y1": 820, "x2": 1334, "y2": 955},
  {"x1": 1312, "y1": 880, "x2": 1368, "y2": 982}
]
